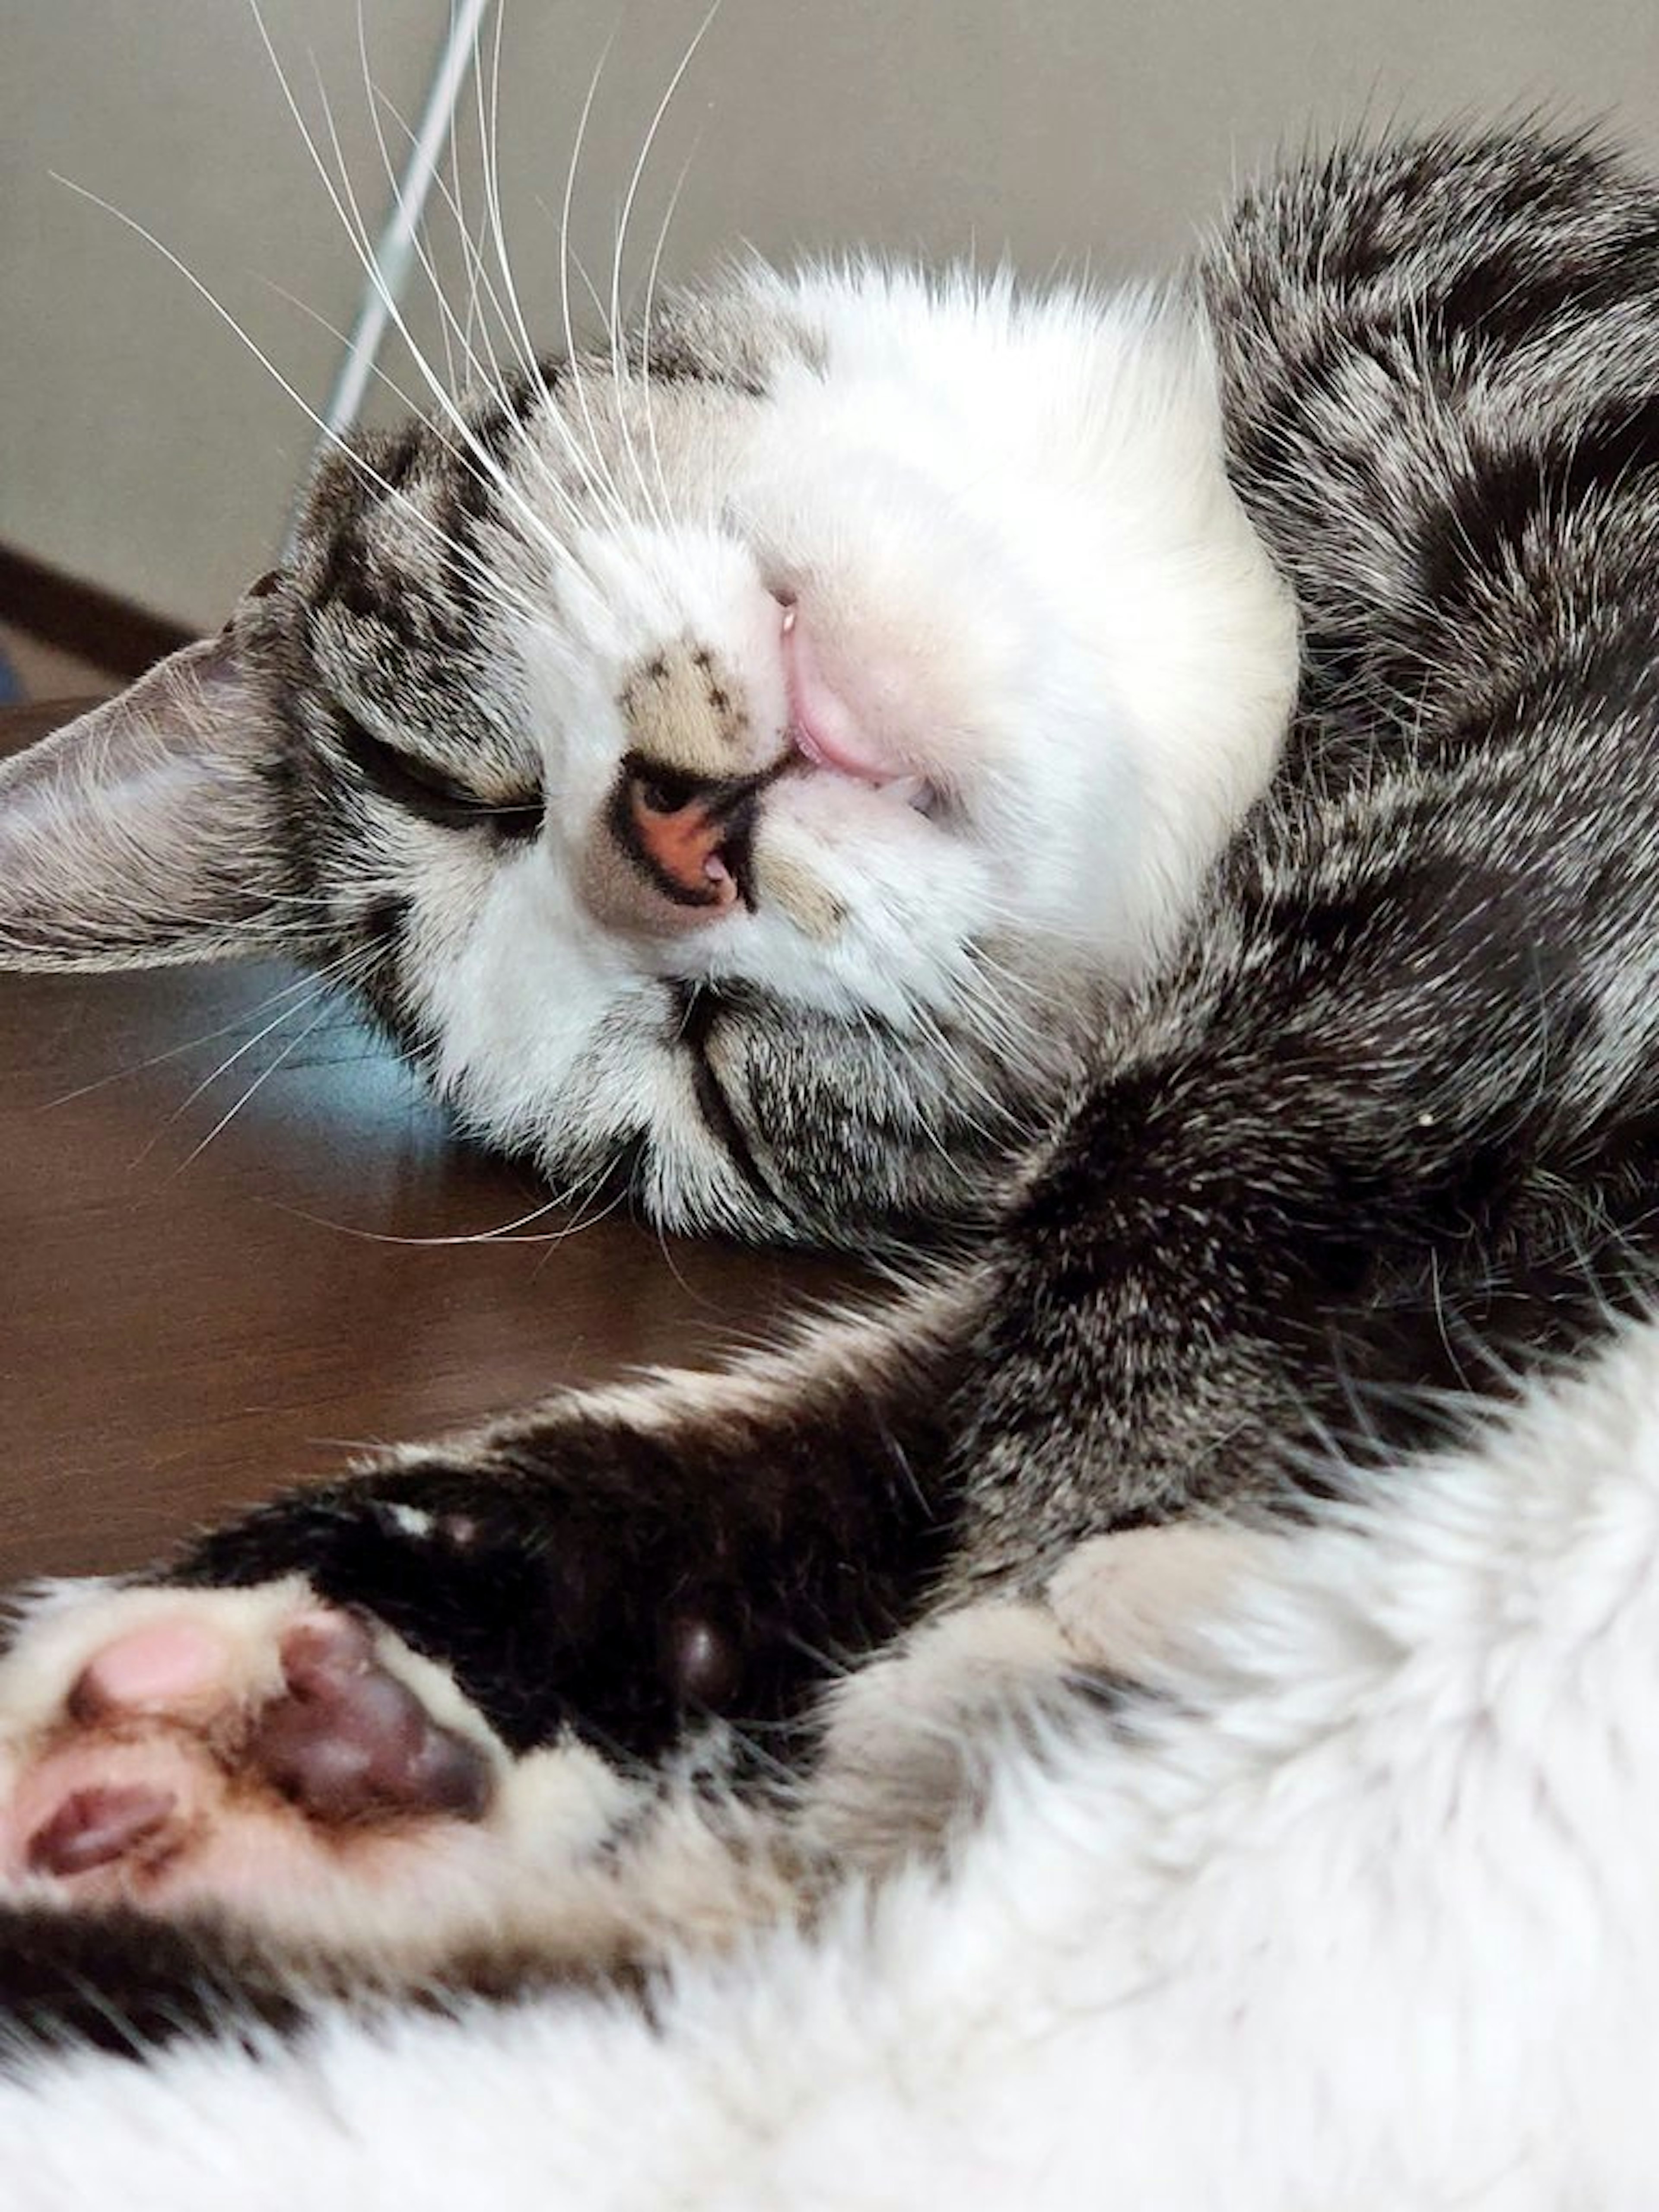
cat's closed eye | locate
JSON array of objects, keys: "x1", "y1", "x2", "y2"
[{"x1": 332, "y1": 712, "x2": 543, "y2": 840}]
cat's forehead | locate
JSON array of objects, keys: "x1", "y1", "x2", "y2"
[
  {"x1": 283, "y1": 391, "x2": 544, "y2": 758},
  {"x1": 282, "y1": 275, "x2": 828, "y2": 756},
  {"x1": 296, "y1": 263, "x2": 821, "y2": 560}
]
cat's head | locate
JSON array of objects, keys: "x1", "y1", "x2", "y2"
[{"x1": 0, "y1": 262, "x2": 1296, "y2": 1243}]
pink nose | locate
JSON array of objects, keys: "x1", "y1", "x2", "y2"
[{"x1": 626, "y1": 773, "x2": 741, "y2": 910}]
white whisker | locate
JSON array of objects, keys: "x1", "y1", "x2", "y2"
[
  {"x1": 273, "y1": 1166, "x2": 612, "y2": 1248},
  {"x1": 245, "y1": 0, "x2": 598, "y2": 592},
  {"x1": 48, "y1": 170, "x2": 547, "y2": 639},
  {"x1": 159, "y1": 948, "x2": 377, "y2": 1138},
  {"x1": 607, "y1": 0, "x2": 723, "y2": 527},
  {"x1": 173, "y1": 955, "x2": 376, "y2": 1168},
  {"x1": 43, "y1": 954, "x2": 363, "y2": 1111},
  {"x1": 467, "y1": 0, "x2": 629, "y2": 547},
  {"x1": 552, "y1": 25, "x2": 631, "y2": 531},
  {"x1": 639, "y1": 143, "x2": 702, "y2": 511}
]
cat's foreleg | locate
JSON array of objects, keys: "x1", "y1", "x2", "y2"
[
  {"x1": 0, "y1": 1284, "x2": 973, "y2": 1970},
  {"x1": 945, "y1": 838, "x2": 1645, "y2": 1592},
  {"x1": 166, "y1": 1285, "x2": 969, "y2": 1760}
]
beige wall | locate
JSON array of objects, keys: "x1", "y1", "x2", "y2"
[{"x1": 6, "y1": 0, "x2": 1659, "y2": 632}]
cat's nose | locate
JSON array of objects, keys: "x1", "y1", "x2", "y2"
[
  {"x1": 621, "y1": 766, "x2": 743, "y2": 910},
  {"x1": 580, "y1": 756, "x2": 794, "y2": 938}
]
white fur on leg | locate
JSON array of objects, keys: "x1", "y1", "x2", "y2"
[{"x1": 1046, "y1": 1519, "x2": 1268, "y2": 1670}]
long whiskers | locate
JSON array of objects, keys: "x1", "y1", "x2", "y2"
[
  {"x1": 273, "y1": 1151, "x2": 627, "y2": 1249},
  {"x1": 339, "y1": 19, "x2": 613, "y2": 598},
  {"x1": 342, "y1": 13, "x2": 513, "y2": 425},
  {"x1": 44, "y1": 945, "x2": 372, "y2": 1112},
  {"x1": 347, "y1": 30, "x2": 614, "y2": 601},
  {"x1": 248, "y1": 0, "x2": 607, "y2": 598},
  {"x1": 551, "y1": 24, "x2": 631, "y2": 535},
  {"x1": 160, "y1": 946, "x2": 377, "y2": 1139},
  {"x1": 171, "y1": 947, "x2": 381, "y2": 1169},
  {"x1": 469, "y1": 0, "x2": 637, "y2": 550},
  {"x1": 50, "y1": 169, "x2": 550, "y2": 639},
  {"x1": 607, "y1": 0, "x2": 724, "y2": 528},
  {"x1": 639, "y1": 145, "x2": 702, "y2": 514},
  {"x1": 305, "y1": 0, "x2": 492, "y2": 471}
]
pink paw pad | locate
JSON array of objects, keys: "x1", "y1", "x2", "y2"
[
  {"x1": 27, "y1": 1783, "x2": 178, "y2": 1877},
  {"x1": 69, "y1": 1619, "x2": 235, "y2": 1721}
]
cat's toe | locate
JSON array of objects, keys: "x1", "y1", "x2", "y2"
[
  {"x1": 9, "y1": 1716, "x2": 222, "y2": 1894},
  {"x1": 68, "y1": 1613, "x2": 238, "y2": 1722},
  {"x1": 26, "y1": 1776, "x2": 186, "y2": 1878},
  {"x1": 246, "y1": 1611, "x2": 493, "y2": 1824}
]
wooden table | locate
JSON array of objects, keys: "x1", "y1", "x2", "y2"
[{"x1": 0, "y1": 702, "x2": 852, "y2": 1586}]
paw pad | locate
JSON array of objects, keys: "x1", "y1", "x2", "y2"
[
  {"x1": 248, "y1": 1615, "x2": 492, "y2": 1823},
  {"x1": 27, "y1": 1782, "x2": 179, "y2": 1878}
]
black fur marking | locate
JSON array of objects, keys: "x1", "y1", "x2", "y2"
[
  {"x1": 359, "y1": 893, "x2": 411, "y2": 958},
  {"x1": 310, "y1": 520, "x2": 380, "y2": 627},
  {"x1": 372, "y1": 420, "x2": 425, "y2": 493},
  {"x1": 0, "y1": 1906, "x2": 653, "y2": 2071},
  {"x1": 672, "y1": 984, "x2": 777, "y2": 1206},
  {"x1": 1436, "y1": 222, "x2": 1659, "y2": 348},
  {"x1": 1419, "y1": 396, "x2": 1659, "y2": 614},
  {"x1": 168, "y1": 1356, "x2": 960, "y2": 1763},
  {"x1": 0, "y1": 1906, "x2": 304, "y2": 2068},
  {"x1": 640, "y1": 332, "x2": 766, "y2": 398},
  {"x1": 585, "y1": 1122, "x2": 654, "y2": 1214},
  {"x1": 331, "y1": 709, "x2": 543, "y2": 841}
]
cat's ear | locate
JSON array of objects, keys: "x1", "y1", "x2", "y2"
[{"x1": 0, "y1": 620, "x2": 305, "y2": 971}]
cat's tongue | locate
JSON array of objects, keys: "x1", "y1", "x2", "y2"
[{"x1": 782, "y1": 605, "x2": 905, "y2": 785}]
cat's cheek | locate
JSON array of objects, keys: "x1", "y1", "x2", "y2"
[
  {"x1": 412, "y1": 870, "x2": 644, "y2": 1138},
  {"x1": 723, "y1": 789, "x2": 996, "y2": 1018}
]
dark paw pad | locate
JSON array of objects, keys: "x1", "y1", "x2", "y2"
[
  {"x1": 27, "y1": 1783, "x2": 179, "y2": 1878},
  {"x1": 248, "y1": 1615, "x2": 492, "y2": 1823}
]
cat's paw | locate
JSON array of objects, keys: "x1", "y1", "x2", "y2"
[
  {"x1": 0, "y1": 1581, "x2": 635, "y2": 1962},
  {"x1": 1045, "y1": 1522, "x2": 1266, "y2": 1673}
]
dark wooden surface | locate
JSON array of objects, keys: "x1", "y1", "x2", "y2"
[
  {"x1": 0, "y1": 550, "x2": 192, "y2": 680},
  {"x1": 0, "y1": 701, "x2": 854, "y2": 1586}
]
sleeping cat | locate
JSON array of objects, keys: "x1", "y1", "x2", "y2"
[{"x1": 3, "y1": 123, "x2": 1659, "y2": 2201}]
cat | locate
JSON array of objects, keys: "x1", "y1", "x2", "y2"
[{"x1": 3, "y1": 121, "x2": 1659, "y2": 2203}]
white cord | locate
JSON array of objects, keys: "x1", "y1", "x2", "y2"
[{"x1": 286, "y1": 0, "x2": 491, "y2": 546}]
